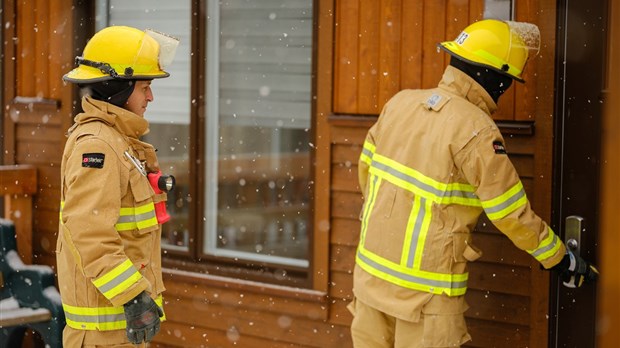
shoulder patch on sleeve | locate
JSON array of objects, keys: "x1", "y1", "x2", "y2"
[
  {"x1": 82, "y1": 153, "x2": 105, "y2": 168},
  {"x1": 493, "y1": 141, "x2": 507, "y2": 154},
  {"x1": 425, "y1": 93, "x2": 450, "y2": 111}
]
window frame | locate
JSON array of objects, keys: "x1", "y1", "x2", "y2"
[{"x1": 158, "y1": 0, "x2": 329, "y2": 291}]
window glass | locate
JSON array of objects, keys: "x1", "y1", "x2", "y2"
[
  {"x1": 484, "y1": 0, "x2": 513, "y2": 20},
  {"x1": 96, "y1": 0, "x2": 192, "y2": 252},
  {"x1": 204, "y1": 0, "x2": 313, "y2": 267}
]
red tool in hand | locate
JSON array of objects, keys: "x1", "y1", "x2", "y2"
[{"x1": 147, "y1": 171, "x2": 175, "y2": 224}]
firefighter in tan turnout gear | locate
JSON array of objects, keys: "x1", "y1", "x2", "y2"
[
  {"x1": 57, "y1": 26, "x2": 179, "y2": 347},
  {"x1": 348, "y1": 19, "x2": 599, "y2": 348}
]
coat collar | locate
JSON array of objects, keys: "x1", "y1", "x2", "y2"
[
  {"x1": 69, "y1": 96, "x2": 149, "y2": 138},
  {"x1": 438, "y1": 65, "x2": 498, "y2": 116}
]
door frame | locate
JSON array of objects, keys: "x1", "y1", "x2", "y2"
[{"x1": 551, "y1": 0, "x2": 609, "y2": 347}]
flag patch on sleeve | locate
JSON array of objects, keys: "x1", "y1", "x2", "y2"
[
  {"x1": 493, "y1": 141, "x2": 507, "y2": 154},
  {"x1": 82, "y1": 153, "x2": 105, "y2": 168}
]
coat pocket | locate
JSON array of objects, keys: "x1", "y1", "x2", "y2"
[
  {"x1": 462, "y1": 241, "x2": 483, "y2": 262},
  {"x1": 421, "y1": 296, "x2": 471, "y2": 347},
  {"x1": 127, "y1": 168, "x2": 158, "y2": 235},
  {"x1": 128, "y1": 168, "x2": 153, "y2": 203},
  {"x1": 451, "y1": 232, "x2": 482, "y2": 263}
]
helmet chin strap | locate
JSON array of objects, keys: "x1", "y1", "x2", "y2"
[
  {"x1": 75, "y1": 56, "x2": 135, "y2": 78},
  {"x1": 449, "y1": 56, "x2": 513, "y2": 103}
]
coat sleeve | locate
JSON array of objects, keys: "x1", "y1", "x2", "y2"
[
  {"x1": 359, "y1": 100, "x2": 391, "y2": 200},
  {"x1": 61, "y1": 136, "x2": 148, "y2": 306},
  {"x1": 454, "y1": 126, "x2": 566, "y2": 269},
  {"x1": 358, "y1": 128, "x2": 375, "y2": 200}
]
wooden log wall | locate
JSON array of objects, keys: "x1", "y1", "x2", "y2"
[{"x1": 329, "y1": 1, "x2": 557, "y2": 348}]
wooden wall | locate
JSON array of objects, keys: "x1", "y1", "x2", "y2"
[
  {"x1": 0, "y1": 0, "x2": 567, "y2": 347},
  {"x1": 329, "y1": 1, "x2": 557, "y2": 348},
  {"x1": 1, "y1": 0, "x2": 85, "y2": 269},
  {"x1": 333, "y1": 0, "x2": 543, "y2": 121}
]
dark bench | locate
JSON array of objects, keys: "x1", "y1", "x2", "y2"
[{"x1": 0, "y1": 218, "x2": 65, "y2": 348}]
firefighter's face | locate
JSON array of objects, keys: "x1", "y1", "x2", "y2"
[{"x1": 125, "y1": 80, "x2": 154, "y2": 116}]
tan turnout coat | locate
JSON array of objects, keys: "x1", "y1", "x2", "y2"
[
  {"x1": 352, "y1": 66, "x2": 566, "y2": 345},
  {"x1": 56, "y1": 96, "x2": 166, "y2": 343}
]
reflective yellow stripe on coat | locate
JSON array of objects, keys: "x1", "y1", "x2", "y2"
[
  {"x1": 527, "y1": 227, "x2": 563, "y2": 262},
  {"x1": 92, "y1": 259, "x2": 143, "y2": 300},
  {"x1": 479, "y1": 182, "x2": 563, "y2": 262},
  {"x1": 361, "y1": 142, "x2": 481, "y2": 206},
  {"x1": 357, "y1": 171, "x2": 469, "y2": 295},
  {"x1": 63, "y1": 295, "x2": 165, "y2": 331},
  {"x1": 115, "y1": 203, "x2": 158, "y2": 231},
  {"x1": 59, "y1": 201, "x2": 159, "y2": 300},
  {"x1": 357, "y1": 140, "x2": 561, "y2": 296},
  {"x1": 59, "y1": 201, "x2": 158, "y2": 233}
]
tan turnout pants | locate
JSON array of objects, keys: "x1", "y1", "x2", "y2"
[
  {"x1": 63, "y1": 326, "x2": 148, "y2": 348},
  {"x1": 348, "y1": 298, "x2": 471, "y2": 348}
]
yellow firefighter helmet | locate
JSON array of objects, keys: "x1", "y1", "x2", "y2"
[
  {"x1": 438, "y1": 19, "x2": 540, "y2": 82},
  {"x1": 63, "y1": 26, "x2": 179, "y2": 83}
]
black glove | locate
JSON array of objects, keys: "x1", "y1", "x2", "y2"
[
  {"x1": 551, "y1": 251, "x2": 599, "y2": 288},
  {"x1": 123, "y1": 291, "x2": 163, "y2": 344}
]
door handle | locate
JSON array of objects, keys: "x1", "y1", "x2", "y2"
[{"x1": 564, "y1": 215, "x2": 583, "y2": 256}]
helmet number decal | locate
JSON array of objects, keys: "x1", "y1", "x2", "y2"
[{"x1": 455, "y1": 32, "x2": 469, "y2": 45}]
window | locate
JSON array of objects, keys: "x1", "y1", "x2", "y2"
[
  {"x1": 483, "y1": 0, "x2": 513, "y2": 20},
  {"x1": 204, "y1": 1, "x2": 312, "y2": 268},
  {"x1": 97, "y1": 0, "x2": 314, "y2": 282}
]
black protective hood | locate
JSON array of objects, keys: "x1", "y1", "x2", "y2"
[
  {"x1": 78, "y1": 80, "x2": 136, "y2": 107},
  {"x1": 449, "y1": 56, "x2": 513, "y2": 103}
]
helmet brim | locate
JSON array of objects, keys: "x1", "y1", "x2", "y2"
[
  {"x1": 63, "y1": 68, "x2": 170, "y2": 84},
  {"x1": 438, "y1": 43, "x2": 526, "y2": 83}
]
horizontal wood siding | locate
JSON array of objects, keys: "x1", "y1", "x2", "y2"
[
  {"x1": 326, "y1": 119, "x2": 368, "y2": 339},
  {"x1": 155, "y1": 271, "x2": 352, "y2": 348}
]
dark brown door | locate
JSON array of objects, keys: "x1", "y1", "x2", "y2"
[{"x1": 551, "y1": 1, "x2": 608, "y2": 347}]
